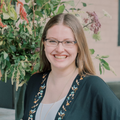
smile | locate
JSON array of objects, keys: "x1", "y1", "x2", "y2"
[{"x1": 54, "y1": 55, "x2": 67, "y2": 59}]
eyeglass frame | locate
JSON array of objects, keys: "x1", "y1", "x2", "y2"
[{"x1": 44, "y1": 38, "x2": 77, "y2": 47}]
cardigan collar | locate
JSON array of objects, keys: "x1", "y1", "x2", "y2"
[{"x1": 28, "y1": 71, "x2": 84, "y2": 120}]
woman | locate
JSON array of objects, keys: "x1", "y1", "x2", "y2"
[{"x1": 22, "y1": 13, "x2": 120, "y2": 120}]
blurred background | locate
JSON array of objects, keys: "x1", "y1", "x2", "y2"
[{"x1": 0, "y1": 0, "x2": 120, "y2": 119}]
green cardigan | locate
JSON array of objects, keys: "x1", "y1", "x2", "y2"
[{"x1": 22, "y1": 71, "x2": 120, "y2": 120}]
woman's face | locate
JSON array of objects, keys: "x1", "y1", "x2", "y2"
[{"x1": 44, "y1": 24, "x2": 78, "y2": 70}]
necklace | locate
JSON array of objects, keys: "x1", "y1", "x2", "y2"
[{"x1": 40, "y1": 68, "x2": 77, "y2": 120}]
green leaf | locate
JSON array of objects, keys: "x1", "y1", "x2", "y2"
[
  {"x1": 8, "y1": 3, "x2": 11, "y2": 14},
  {"x1": 49, "y1": 3, "x2": 54, "y2": 11},
  {"x1": 31, "y1": 53, "x2": 39, "y2": 60},
  {"x1": 10, "y1": 7, "x2": 17, "y2": 20},
  {"x1": 100, "y1": 59, "x2": 110, "y2": 70},
  {"x1": 82, "y1": 2, "x2": 87, "y2": 7},
  {"x1": 35, "y1": 11, "x2": 43, "y2": 17},
  {"x1": 92, "y1": 32, "x2": 101, "y2": 41},
  {"x1": 65, "y1": 0, "x2": 74, "y2": 6},
  {"x1": 8, "y1": 33, "x2": 15, "y2": 39},
  {"x1": 99, "y1": 63, "x2": 102, "y2": 74},
  {"x1": 9, "y1": 11, "x2": 15, "y2": 19},
  {"x1": 21, "y1": 32, "x2": 30, "y2": 37},
  {"x1": 24, "y1": 73, "x2": 31, "y2": 81},
  {"x1": 20, "y1": 56, "x2": 25, "y2": 60},
  {"x1": 103, "y1": 63, "x2": 110, "y2": 70},
  {"x1": 36, "y1": 0, "x2": 43, "y2": 6},
  {"x1": 89, "y1": 49, "x2": 95, "y2": 55},
  {"x1": 0, "y1": 41, "x2": 3, "y2": 46},
  {"x1": 45, "y1": 3, "x2": 51, "y2": 16},
  {"x1": 21, "y1": 61, "x2": 25, "y2": 68},
  {"x1": 57, "y1": 5, "x2": 65, "y2": 14},
  {"x1": 25, "y1": 0, "x2": 30, "y2": 3},
  {"x1": 3, "y1": 13, "x2": 10, "y2": 20},
  {"x1": 10, "y1": 45, "x2": 16, "y2": 52},
  {"x1": 24, "y1": 4, "x2": 30, "y2": 13},
  {"x1": 84, "y1": 27, "x2": 90, "y2": 31},
  {"x1": 34, "y1": 62, "x2": 40, "y2": 71},
  {"x1": 2, "y1": 4, "x2": 7, "y2": 13},
  {"x1": 44, "y1": 0, "x2": 50, "y2": 2},
  {"x1": 77, "y1": 8, "x2": 81, "y2": 11},
  {"x1": 3, "y1": 51, "x2": 8, "y2": 59},
  {"x1": 101, "y1": 55, "x2": 109, "y2": 58},
  {"x1": 50, "y1": 0, "x2": 61, "y2": 6},
  {"x1": 19, "y1": 66, "x2": 25, "y2": 77},
  {"x1": 102, "y1": 9, "x2": 112, "y2": 19},
  {"x1": 109, "y1": 65, "x2": 117, "y2": 76},
  {"x1": 0, "y1": 56, "x2": 2, "y2": 64},
  {"x1": 2, "y1": 60, "x2": 6, "y2": 69},
  {"x1": 69, "y1": 8, "x2": 76, "y2": 10},
  {"x1": 102, "y1": 66, "x2": 105, "y2": 74},
  {"x1": 6, "y1": 60, "x2": 10, "y2": 68}
]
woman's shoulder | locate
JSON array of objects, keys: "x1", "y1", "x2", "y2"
[
  {"x1": 83, "y1": 75, "x2": 105, "y2": 85},
  {"x1": 81, "y1": 75, "x2": 120, "y2": 102},
  {"x1": 81, "y1": 75, "x2": 109, "y2": 93},
  {"x1": 27, "y1": 71, "x2": 50, "y2": 88}
]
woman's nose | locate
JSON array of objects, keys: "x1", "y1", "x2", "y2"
[{"x1": 55, "y1": 43, "x2": 65, "y2": 52}]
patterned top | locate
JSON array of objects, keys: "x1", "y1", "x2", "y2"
[
  {"x1": 22, "y1": 71, "x2": 120, "y2": 120},
  {"x1": 28, "y1": 72, "x2": 83, "y2": 120}
]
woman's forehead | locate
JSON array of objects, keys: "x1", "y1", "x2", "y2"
[{"x1": 46, "y1": 25, "x2": 75, "y2": 39}]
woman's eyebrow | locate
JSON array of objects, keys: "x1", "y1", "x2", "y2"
[
  {"x1": 46, "y1": 37, "x2": 74, "y2": 41},
  {"x1": 46, "y1": 37, "x2": 57, "y2": 39}
]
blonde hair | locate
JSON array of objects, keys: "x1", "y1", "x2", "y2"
[{"x1": 39, "y1": 13, "x2": 96, "y2": 76}]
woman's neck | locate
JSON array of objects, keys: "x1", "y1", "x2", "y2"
[{"x1": 49, "y1": 66, "x2": 78, "y2": 85}]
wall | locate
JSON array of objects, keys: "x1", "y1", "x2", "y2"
[{"x1": 73, "y1": 0, "x2": 120, "y2": 82}]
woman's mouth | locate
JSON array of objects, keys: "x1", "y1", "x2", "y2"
[{"x1": 54, "y1": 55, "x2": 67, "y2": 59}]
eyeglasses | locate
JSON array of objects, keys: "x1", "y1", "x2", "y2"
[{"x1": 44, "y1": 39, "x2": 77, "y2": 47}]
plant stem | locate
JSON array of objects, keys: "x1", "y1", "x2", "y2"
[
  {"x1": 32, "y1": 0, "x2": 36, "y2": 37},
  {"x1": 52, "y1": 1, "x2": 63, "y2": 9},
  {"x1": 83, "y1": 21, "x2": 93, "y2": 28},
  {"x1": 75, "y1": 0, "x2": 81, "y2": 7},
  {"x1": 41, "y1": 0, "x2": 50, "y2": 10}
]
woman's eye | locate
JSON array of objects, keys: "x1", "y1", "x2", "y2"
[
  {"x1": 49, "y1": 40, "x2": 56, "y2": 43},
  {"x1": 65, "y1": 41, "x2": 72, "y2": 44}
]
